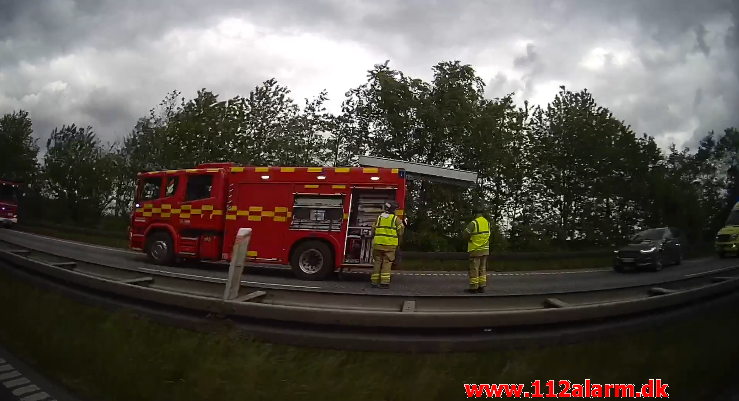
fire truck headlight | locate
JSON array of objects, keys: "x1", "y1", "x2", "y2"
[
  {"x1": 317, "y1": 175, "x2": 326, "y2": 180},
  {"x1": 370, "y1": 176, "x2": 380, "y2": 181},
  {"x1": 135, "y1": 203, "x2": 141, "y2": 208},
  {"x1": 261, "y1": 175, "x2": 270, "y2": 180}
]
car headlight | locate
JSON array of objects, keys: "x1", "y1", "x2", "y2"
[
  {"x1": 640, "y1": 247, "x2": 657, "y2": 253},
  {"x1": 731, "y1": 234, "x2": 739, "y2": 240}
]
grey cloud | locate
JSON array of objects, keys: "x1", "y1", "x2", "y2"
[
  {"x1": 693, "y1": 88, "x2": 703, "y2": 109},
  {"x1": 79, "y1": 88, "x2": 137, "y2": 134},
  {"x1": 514, "y1": 44, "x2": 538, "y2": 69},
  {"x1": 694, "y1": 24, "x2": 711, "y2": 56},
  {"x1": 0, "y1": 0, "x2": 738, "y2": 151}
]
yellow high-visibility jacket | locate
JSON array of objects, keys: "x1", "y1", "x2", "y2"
[
  {"x1": 373, "y1": 213, "x2": 403, "y2": 248},
  {"x1": 466, "y1": 216, "x2": 490, "y2": 253}
]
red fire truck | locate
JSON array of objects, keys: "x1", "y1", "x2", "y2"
[
  {"x1": 128, "y1": 158, "x2": 476, "y2": 280},
  {"x1": 0, "y1": 180, "x2": 20, "y2": 228}
]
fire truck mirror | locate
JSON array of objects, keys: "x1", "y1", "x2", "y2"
[{"x1": 165, "y1": 176, "x2": 179, "y2": 197}]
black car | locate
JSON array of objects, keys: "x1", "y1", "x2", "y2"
[{"x1": 613, "y1": 227, "x2": 683, "y2": 272}]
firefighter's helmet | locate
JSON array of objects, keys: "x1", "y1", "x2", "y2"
[{"x1": 383, "y1": 201, "x2": 398, "y2": 213}]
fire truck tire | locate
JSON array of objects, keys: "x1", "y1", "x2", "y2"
[
  {"x1": 146, "y1": 231, "x2": 175, "y2": 265},
  {"x1": 290, "y1": 241, "x2": 334, "y2": 280}
]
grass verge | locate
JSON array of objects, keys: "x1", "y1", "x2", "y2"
[
  {"x1": 0, "y1": 267, "x2": 737, "y2": 401},
  {"x1": 15, "y1": 224, "x2": 128, "y2": 249}
]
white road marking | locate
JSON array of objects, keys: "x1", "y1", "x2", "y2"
[
  {"x1": 0, "y1": 364, "x2": 14, "y2": 372},
  {"x1": 241, "y1": 281, "x2": 321, "y2": 290},
  {"x1": 0, "y1": 371, "x2": 21, "y2": 381},
  {"x1": 6, "y1": 230, "x2": 137, "y2": 255},
  {"x1": 492, "y1": 269, "x2": 609, "y2": 275},
  {"x1": 136, "y1": 267, "x2": 226, "y2": 283},
  {"x1": 3, "y1": 377, "x2": 30, "y2": 388},
  {"x1": 12, "y1": 384, "x2": 39, "y2": 396},
  {"x1": 344, "y1": 268, "x2": 611, "y2": 276},
  {"x1": 136, "y1": 267, "x2": 321, "y2": 290},
  {"x1": 21, "y1": 392, "x2": 50, "y2": 401},
  {"x1": 684, "y1": 266, "x2": 738, "y2": 278},
  {"x1": 345, "y1": 269, "x2": 611, "y2": 277}
]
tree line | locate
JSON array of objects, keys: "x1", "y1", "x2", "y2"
[{"x1": 1, "y1": 61, "x2": 737, "y2": 252}]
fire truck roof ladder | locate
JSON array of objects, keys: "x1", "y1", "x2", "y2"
[{"x1": 357, "y1": 156, "x2": 478, "y2": 187}]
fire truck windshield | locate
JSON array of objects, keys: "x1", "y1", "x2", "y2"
[
  {"x1": 0, "y1": 185, "x2": 17, "y2": 203},
  {"x1": 137, "y1": 177, "x2": 162, "y2": 201}
]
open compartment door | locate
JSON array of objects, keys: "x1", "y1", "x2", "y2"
[{"x1": 344, "y1": 189, "x2": 396, "y2": 265}]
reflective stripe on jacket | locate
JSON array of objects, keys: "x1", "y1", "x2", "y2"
[
  {"x1": 374, "y1": 214, "x2": 399, "y2": 247},
  {"x1": 467, "y1": 216, "x2": 490, "y2": 252}
]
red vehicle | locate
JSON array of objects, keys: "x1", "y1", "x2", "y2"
[
  {"x1": 0, "y1": 180, "x2": 20, "y2": 228},
  {"x1": 129, "y1": 162, "x2": 409, "y2": 279}
]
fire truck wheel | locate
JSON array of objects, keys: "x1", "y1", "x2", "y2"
[
  {"x1": 146, "y1": 231, "x2": 175, "y2": 265},
  {"x1": 290, "y1": 241, "x2": 334, "y2": 280}
]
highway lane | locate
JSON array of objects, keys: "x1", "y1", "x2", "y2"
[{"x1": 0, "y1": 229, "x2": 736, "y2": 296}]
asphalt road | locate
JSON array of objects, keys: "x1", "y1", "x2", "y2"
[{"x1": 0, "y1": 229, "x2": 736, "y2": 296}]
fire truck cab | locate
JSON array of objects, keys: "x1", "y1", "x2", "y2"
[
  {"x1": 0, "y1": 180, "x2": 20, "y2": 228},
  {"x1": 129, "y1": 163, "x2": 408, "y2": 279}
]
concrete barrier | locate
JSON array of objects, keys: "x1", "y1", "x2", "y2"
[{"x1": 2, "y1": 249, "x2": 738, "y2": 331}]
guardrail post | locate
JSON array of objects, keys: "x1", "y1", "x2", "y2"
[{"x1": 224, "y1": 228, "x2": 252, "y2": 300}]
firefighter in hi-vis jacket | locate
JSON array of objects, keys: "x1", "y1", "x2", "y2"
[
  {"x1": 464, "y1": 208, "x2": 491, "y2": 293},
  {"x1": 371, "y1": 201, "x2": 404, "y2": 288}
]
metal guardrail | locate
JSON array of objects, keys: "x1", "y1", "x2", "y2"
[{"x1": 1, "y1": 247, "x2": 738, "y2": 331}]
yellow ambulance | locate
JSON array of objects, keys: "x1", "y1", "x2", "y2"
[{"x1": 715, "y1": 202, "x2": 739, "y2": 258}]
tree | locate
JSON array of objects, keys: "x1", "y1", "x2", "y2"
[
  {"x1": 0, "y1": 110, "x2": 39, "y2": 182},
  {"x1": 233, "y1": 79, "x2": 332, "y2": 166},
  {"x1": 123, "y1": 82, "x2": 333, "y2": 174},
  {"x1": 123, "y1": 89, "x2": 241, "y2": 171},
  {"x1": 336, "y1": 61, "x2": 513, "y2": 250},
  {"x1": 528, "y1": 87, "x2": 662, "y2": 248},
  {"x1": 690, "y1": 128, "x2": 739, "y2": 238},
  {"x1": 43, "y1": 124, "x2": 118, "y2": 222}
]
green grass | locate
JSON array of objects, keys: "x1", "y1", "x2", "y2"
[
  {"x1": 15, "y1": 225, "x2": 129, "y2": 249},
  {"x1": 0, "y1": 268, "x2": 737, "y2": 401}
]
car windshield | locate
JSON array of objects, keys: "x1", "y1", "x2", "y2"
[
  {"x1": 631, "y1": 229, "x2": 665, "y2": 241},
  {"x1": 726, "y1": 210, "x2": 739, "y2": 226}
]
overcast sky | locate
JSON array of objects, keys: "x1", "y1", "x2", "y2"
[{"x1": 1, "y1": 0, "x2": 738, "y2": 151}]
